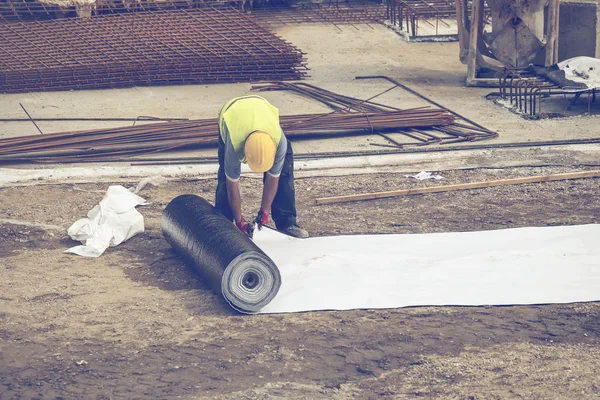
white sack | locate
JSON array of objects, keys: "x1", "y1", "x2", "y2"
[
  {"x1": 254, "y1": 224, "x2": 600, "y2": 314},
  {"x1": 65, "y1": 185, "x2": 146, "y2": 257},
  {"x1": 408, "y1": 171, "x2": 444, "y2": 180}
]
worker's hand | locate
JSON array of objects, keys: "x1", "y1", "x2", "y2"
[
  {"x1": 255, "y1": 209, "x2": 269, "y2": 229},
  {"x1": 236, "y1": 217, "x2": 254, "y2": 238}
]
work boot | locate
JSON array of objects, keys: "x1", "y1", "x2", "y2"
[{"x1": 282, "y1": 224, "x2": 309, "y2": 238}]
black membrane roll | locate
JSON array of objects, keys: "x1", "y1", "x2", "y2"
[{"x1": 162, "y1": 194, "x2": 281, "y2": 313}]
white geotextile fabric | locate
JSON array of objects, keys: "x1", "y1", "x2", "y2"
[
  {"x1": 254, "y1": 224, "x2": 600, "y2": 314},
  {"x1": 557, "y1": 56, "x2": 600, "y2": 90},
  {"x1": 65, "y1": 185, "x2": 146, "y2": 257}
]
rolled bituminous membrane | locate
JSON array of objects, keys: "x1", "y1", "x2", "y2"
[{"x1": 162, "y1": 194, "x2": 281, "y2": 313}]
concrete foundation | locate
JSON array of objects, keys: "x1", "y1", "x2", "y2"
[{"x1": 558, "y1": 0, "x2": 600, "y2": 61}]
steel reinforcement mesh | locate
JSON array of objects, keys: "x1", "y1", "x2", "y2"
[
  {"x1": 0, "y1": 0, "x2": 60, "y2": 21},
  {"x1": 0, "y1": 0, "x2": 232, "y2": 22},
  {"x1": 0, "y1": 8, "x2": 308, "y2": 93},
  {"x1": 250, "y1": 3, "x2": 387, "y2": 29}
]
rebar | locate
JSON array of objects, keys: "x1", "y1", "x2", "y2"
[
  {"x1": 19, "y1": 102, "x2": 43, "y2": 134},
  {"x1": 253, "y1": 80, "x2": 497, "y2": 147},
  {"x1": 0, "y1": 8, "x2": 308, "y2": 94},
  {"x1": 250, "y1": 3, "x2": 386, "y2": 30},
  {"x1": 0, "y1": 0, "x2": 230, "y2": 21},
  {"x1": 385, "y1": 0, "x2": 489, "y2": 37},
  {"x1": 252, "y1": 81, "x2": 401, "y2": 113},
  {"x1": 498, "y1": 72, "x2": 597, "y2": 117},
  {"x1": 1, "y1": 0, "x2": 387, "y2": 26},
  {"x1": 0, "y1": 108, "x2": 457, "y2": 163}
]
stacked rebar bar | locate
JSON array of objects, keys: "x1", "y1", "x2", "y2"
[
  {"x1": 0, "y1": 109, "x2": 455, "y2": 162},
  {"x1": 0, "y1": 8, "x2": 308, "y2": 93},
  {"x1": 252, "y1": 81, "x2": 497, "y2": 145}
]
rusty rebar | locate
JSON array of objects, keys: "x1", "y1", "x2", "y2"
[
  {"x1": 0, "y1": 108, "x2": 458, "y2": 163},
  {"x1": 0, "y1": 8, "x2": 308, "y2": 94},
  {"x1": 498, "y1": 73, "x2": 597, "y2": 117},
  {"x1": 253, "y1": 80, "x2": 497, "y2": 146},
  {"x1": 386, "y1": 0, "x2": 490, "y2": 37},
  {"x1": 18, "y1": 102, "x2": 43, "y2": 134}
]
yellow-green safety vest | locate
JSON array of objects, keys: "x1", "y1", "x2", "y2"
[{"x1": 218, "y1": 95, "x2": 282, "y2": 162}]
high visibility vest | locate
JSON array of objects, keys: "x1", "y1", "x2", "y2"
[{"x1": 218, "y1": 95, "x2": 282, "y2": 162}]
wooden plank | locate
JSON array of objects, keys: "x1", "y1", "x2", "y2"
[{"x1": 314, "y1": 170, "x2": 600, "y2": 205}]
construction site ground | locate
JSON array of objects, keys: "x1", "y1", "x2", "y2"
[{"x1": 1, "y1": 23, "x2": 600, "y2": 399}]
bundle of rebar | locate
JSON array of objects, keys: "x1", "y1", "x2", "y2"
[
  {"x1": 252, "y1": 81, "x2": 497, "y2": 145},
  {"x1": 0, "y1": 8, "x2": 308, "y2": 93},
  {"x1": 0, "y1": 109, "x2": 455, "y2": 163}
]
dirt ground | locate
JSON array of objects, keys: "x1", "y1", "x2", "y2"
[{"x1": 1, "y1": 165, "x2": 599, "y2": 399}]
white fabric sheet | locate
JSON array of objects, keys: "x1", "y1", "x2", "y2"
[
  {"x1": 408, "y1": 171, "x2": 444, "y2": 180},
  {"x1": 65, "y1": 185, "x2": 146, "y2": 257},
  {"x1": 253, "y1": 224, "x2": 600, "y2": 314}
]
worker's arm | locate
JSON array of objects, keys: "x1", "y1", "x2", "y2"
[{"x1": 226, "y1": 178, "x2": 243, "y2": 224}]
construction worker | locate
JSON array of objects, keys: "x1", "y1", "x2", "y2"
[{"x1": 215, "y1": 95, "x2": 309, "y2": 238}]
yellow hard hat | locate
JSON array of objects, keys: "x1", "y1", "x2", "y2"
[{"x1": 244, "y1": 131, "x2": 276, "y2": 173}]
